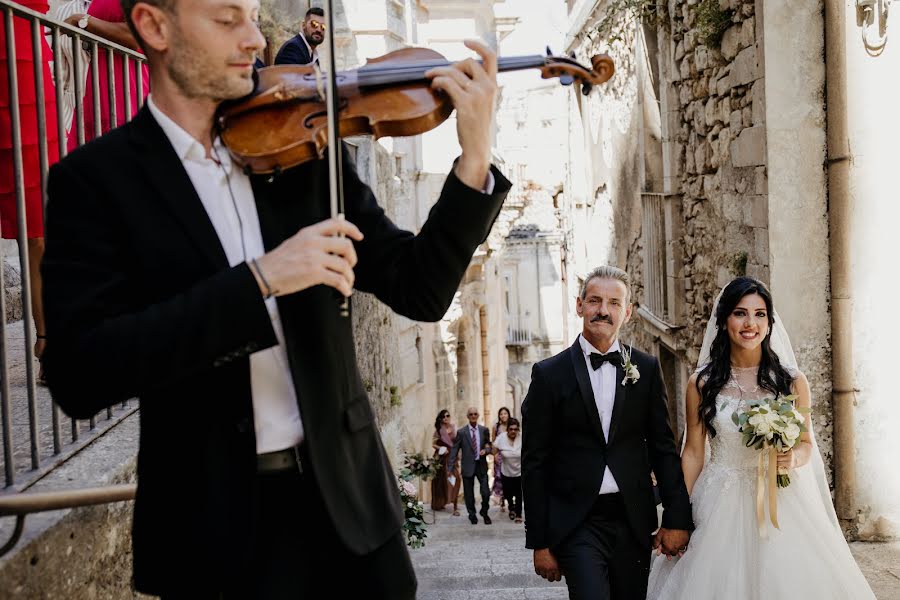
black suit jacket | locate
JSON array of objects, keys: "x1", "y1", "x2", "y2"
[
  {"x1": 448, "y1": 424, "x2": 492, "y2": 478},
  {"x1": 521, "y1": 338, "x2": 693, "y2": 551},
  {"x1": 41, "y1": 106, "x2": 510, "y2": 594},
  {"x1": 274, "y1": 34, "x2": 315, "y2": 65}
]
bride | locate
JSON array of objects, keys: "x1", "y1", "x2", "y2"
[{"x1": 647, "y1": 276, "x2": 875, "y2": 599}]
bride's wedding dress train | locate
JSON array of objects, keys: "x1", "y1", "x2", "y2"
[{"x1": 647, "y1": 380, "x2": 875, "y2": 599}]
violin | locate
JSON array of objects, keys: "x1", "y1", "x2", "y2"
[{"x1": 216, "y1": 47, "x2": 615, "y2": 175}]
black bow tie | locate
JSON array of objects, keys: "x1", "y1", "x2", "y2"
[{"x1": 589, "y1": 351, "x2": 621, "y2": 371}]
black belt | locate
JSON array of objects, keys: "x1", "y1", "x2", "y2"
[
  {"x1": 256, "y1": 445, "x2": 304, "y2": 474},
  {"x1": 591, "y1": 492, "x2": 624, "y2": 515}
]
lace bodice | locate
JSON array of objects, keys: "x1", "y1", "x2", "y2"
[{"x1": 707, "y1": 366, "x2": 779, "y2": 471}]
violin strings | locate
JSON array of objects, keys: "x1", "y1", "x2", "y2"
[{"x1": 356, "y1": 55, "x2": 548, "y2": 87}]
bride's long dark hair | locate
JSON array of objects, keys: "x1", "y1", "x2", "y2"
[{"x1": 696, "y1": 277, "x2": 794, "y2": 438}]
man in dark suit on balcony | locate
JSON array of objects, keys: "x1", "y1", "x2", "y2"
[
  {"x1": 41, "y1": 0, "x2": 509, "y2": 597},
  {"x1": 274, "y1": 6, "x2": 323, "y2": 66}
]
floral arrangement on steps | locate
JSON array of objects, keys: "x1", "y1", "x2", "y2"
[
  {"x1": 398, "y1": 452, "x2": 442, "y2": 549},
  {"x1": 380, "y1": 419, "x2": 443, "y2": 548}
]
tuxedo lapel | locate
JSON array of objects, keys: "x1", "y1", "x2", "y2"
[
  {"x1": 607, "y1": 345, "x2": 628, "y2": 445},
  {"x1": 127, "y1": 107, "x2": 229, "y2": 271},
  {"x1": 569, "y1": 338, "x2": 606, "y2": 445}
]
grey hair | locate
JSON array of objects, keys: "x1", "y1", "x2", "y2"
[{"x1": 579, "y1": 266, "x2": 631, "y2": 301}]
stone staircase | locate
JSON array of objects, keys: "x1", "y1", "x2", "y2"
[{"x1": 410, "y1": 506, "x2": 568, "y2": 599}]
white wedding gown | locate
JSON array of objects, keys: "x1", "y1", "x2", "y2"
[{"x1": 647, "y1": 368, "x2": 875, "y2": 599}]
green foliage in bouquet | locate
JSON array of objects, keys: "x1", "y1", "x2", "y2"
[{"x1": 732, "y1": 394, "x2": 810, "y2": 487}]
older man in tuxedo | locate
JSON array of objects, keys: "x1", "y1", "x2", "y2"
[{"x1": 522, "y1": 266, "x2": 693, "y2": 600}]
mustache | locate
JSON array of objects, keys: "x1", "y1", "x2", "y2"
[{"x1": 590, "y1": 314, "x2": 613, "y2": 324}]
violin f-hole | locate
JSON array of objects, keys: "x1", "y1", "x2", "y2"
[{"x1": 303, "y1": 97, "x2": 350, "y2": 129}]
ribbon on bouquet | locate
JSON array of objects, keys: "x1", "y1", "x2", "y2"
[{"x1": 755, "y1": 443, "x2": 780, "y2": 538}]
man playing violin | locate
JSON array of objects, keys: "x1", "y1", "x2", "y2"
[
  {"x1": 274, "y1": 5, "x2": 324, "y2": 66},
  {"x1": 40, "y1": 0, "x2": 509, "y2": 597}
]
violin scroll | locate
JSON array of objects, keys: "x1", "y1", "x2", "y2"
[{"x1": 538, "y1": 54, "x2": 615, "y2": 95}]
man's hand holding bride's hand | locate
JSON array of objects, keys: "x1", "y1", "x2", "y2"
[
  {"x1": 534, "y1": 548, "x2": 562, "y2": 582},
  {"x1": 653, "y1": 528, "x2": 691, "y2": 560}
]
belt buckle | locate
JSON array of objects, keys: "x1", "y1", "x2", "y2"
[{"x1": 293, "y1": 445, "x2": 304, "y2": 474}]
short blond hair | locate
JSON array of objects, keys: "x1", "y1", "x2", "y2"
[{"x1": 579, "y1": 266, "x2": 631, "y2": 301}]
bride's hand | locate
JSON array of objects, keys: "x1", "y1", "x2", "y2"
[{"x1": 777, "y1": 448, "x2": 795, "y2": 470}]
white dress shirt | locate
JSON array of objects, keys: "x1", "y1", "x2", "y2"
[
  {"x1": 299, "y1": 32, "x2": 319, "y2": 65},
  {"x1": 579, "y1": 334, "x2": 621, "y2": 494},
  {"x1": 147, "y1": 96, "x2": 304, "y2": 454}
]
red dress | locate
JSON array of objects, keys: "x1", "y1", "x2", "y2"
[
  {"x1": 0, "y1": 0, "x2": 60, "y2": 240},
  {"x1": 65, "y1": 0, "x2": 149, "y2": 151}
]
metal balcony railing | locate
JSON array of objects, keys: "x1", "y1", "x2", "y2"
[
  {"x1": 641, "y1": 193, "x2": 668, "y2": 321},
  {"x1": 506, "y1": 313, "x2": 532, "y2": 346},
  {"x1": 1, "y1": 0, "x2": 145, "y2": 509}
]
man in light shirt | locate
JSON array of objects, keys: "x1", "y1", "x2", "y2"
[{"x1": 41, "y1": 0, "x2": 509, "y2": 597}]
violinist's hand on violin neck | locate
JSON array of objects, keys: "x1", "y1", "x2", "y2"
[
  {"x1": 252, "y1": 218, "x2": 364, "y2": 299},
  {"x1": 425, "y1": 39, "x2": 498, "y2": 191}
]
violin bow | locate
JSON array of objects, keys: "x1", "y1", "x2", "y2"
[{"x1": 321, "y1": 0, "x2": 350, "y2": 317}]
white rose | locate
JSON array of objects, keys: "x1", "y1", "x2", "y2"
[
  {"x1": 783, "y1": 423, "x2": 801, "y2": 440},
  {"x1": 749, "y1": 414, "x2": 766, "y2": 427},
  {"x1": 755, "y1": 420, "x2": 771, "y2": 435},
  {"x1": 402, "y1": 481, "x2": 418, "y2": 497}
]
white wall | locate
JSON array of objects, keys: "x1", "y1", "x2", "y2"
[{"x1": 843, "y1": 4, "x2": 900, "y2": 540}]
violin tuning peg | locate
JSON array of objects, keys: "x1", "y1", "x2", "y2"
[
  {"x1": 569, "y1": 51, "x2": 577, "y2": 60},
  {"x1": 546, "y1": 46, "x2": 554, "y2": 57},
  {"x1": 581, "y1": 83, "x2": 593, "y2": 96}
]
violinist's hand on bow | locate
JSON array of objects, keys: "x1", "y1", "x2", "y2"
[
  {"x1": 251, "y1": 217, "x2": 363, "y2": 299},
  {"x1": 424, "y1": 39, "x2": 498, "y2": 191}
]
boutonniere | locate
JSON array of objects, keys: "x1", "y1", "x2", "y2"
[{"x1": 621, "y1": 346, "x2": 640, "y2": 386}]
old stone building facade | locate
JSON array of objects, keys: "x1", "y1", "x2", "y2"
[
  {"x1": 563, "y1": 0, "x2": 899, "y2": 540},
  {"x1": 261, "y1": 0, "x2": 523, "y2": 462}
]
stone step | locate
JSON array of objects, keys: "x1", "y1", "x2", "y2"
[
  {"x1": 411, "y1": 505, "x2": 567, "y2": 598},
  {"x1": 416, "y1": 587, "x2": 569, "y2": 600}
]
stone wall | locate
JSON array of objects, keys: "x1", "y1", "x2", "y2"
[
  {"x1": 632, "y1": 0, "x2": 769, "y2": 361},
  {"x1": 563, "y1": 0, "x2": 835, "y2": 467}
]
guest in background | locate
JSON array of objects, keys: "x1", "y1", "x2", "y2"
[
  {"x1": 274, "y1": 6, "x2": 322, "y2": 66},
  {"x1": 492, "y1": 406, "x2": 510, "y2": 511},
  {"x1": 0, "y1": 0, "x2": 60, "y2": 383},
  {"x1": 492, "y1": 417, "x2": 523, "y2": 523},
  {"x1": 431, "y1": 409, "x2": 461, "y2": 516},
  {"x1": 449, "y1": 407, "x2": 493, "y2": 524},
  {"x1": 64, "y1": 0, "x2": 149, "y2": 149}
]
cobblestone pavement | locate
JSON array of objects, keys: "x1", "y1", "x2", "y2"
[
  {"x1": 412, "y1": 503, "x2": 900, "y2": 599},
  {"x1": 411, "y1": 504, "x2": 567, "y2": 599}
]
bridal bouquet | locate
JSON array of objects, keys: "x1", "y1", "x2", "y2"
[{"x1": 732, "y1": 395, "x2": 809, "y2": 487}]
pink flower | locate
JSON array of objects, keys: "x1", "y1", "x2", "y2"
[{"x1": 402, "y1": 481, "x2": 418, "y2": 498}]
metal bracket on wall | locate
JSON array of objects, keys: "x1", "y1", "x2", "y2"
[{"x1": 857, "y1": 0, "x2": 893, "y2": 55}]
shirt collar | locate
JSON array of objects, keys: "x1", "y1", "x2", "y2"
[
  {"x1": 146, "y1": 95, "x2": 233, "y2": 173},
  {"x1": 299, "y1": 32, "x2": 318, "y2": 62},
  {"x1": 579, "y1": 334, "x2": 620, "y2": 357}
]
